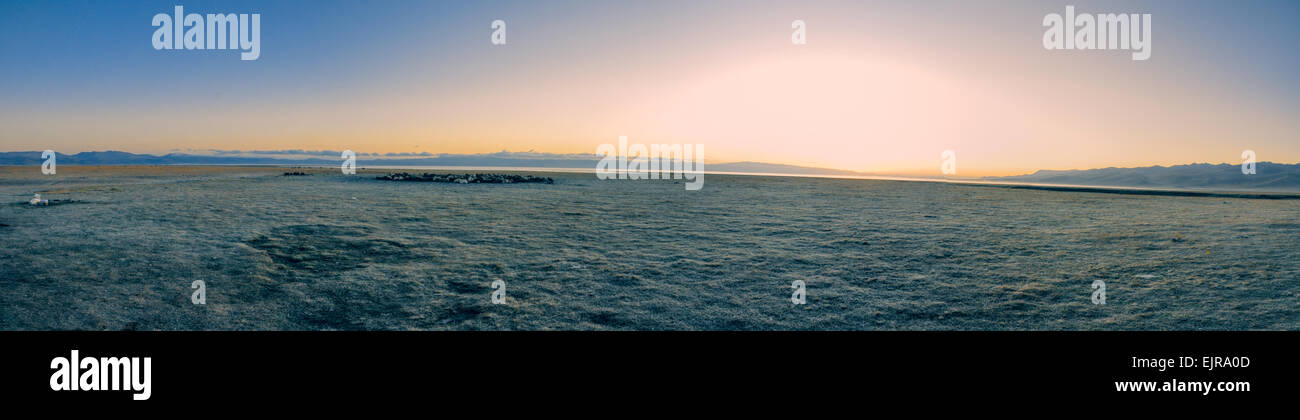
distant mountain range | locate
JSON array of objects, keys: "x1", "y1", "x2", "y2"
[
  {"x1": 0, "y1": 150, "x2": 856, "y2": 176},
  {"x1": 4, "y1": 151, "x2": 1297, "y2": 192},
  {"x1": 0, "y1": 150, "x2": 598, "y2": 168},
  {"x1": 984, "y1": 162, "x2": 1300, "y2": 192}
]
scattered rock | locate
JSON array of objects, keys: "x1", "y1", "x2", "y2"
[
  {"x1": 15, "y1": 194, "x2": 78, "y2": 207},
  {"x1": 376, "y1": 172, "x2": 553, "y2": 184}
]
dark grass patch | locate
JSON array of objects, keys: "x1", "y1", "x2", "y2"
[{"x1": 245, "y1": 224, "x2": 420, "y2": 275}]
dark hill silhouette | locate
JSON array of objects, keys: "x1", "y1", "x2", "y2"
[{"x1": 986, "y1": 162, "x2": 1300, "y2": 192}]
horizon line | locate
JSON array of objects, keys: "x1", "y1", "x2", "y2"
[{"x1": 1, "y1": 148, "x2": 1291, "y2": 179}]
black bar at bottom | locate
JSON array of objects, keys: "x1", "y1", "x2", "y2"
[{"x1": 1, "y1": 331, "x2": 1292, "y2": 406}]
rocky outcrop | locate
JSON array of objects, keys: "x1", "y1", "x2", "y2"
[{"x1": 375, "y1": 172, "x2": 554, "y2": 184}]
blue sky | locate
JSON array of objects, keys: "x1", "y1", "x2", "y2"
[{"x1": 2, "y1": 0, "x2": 1298, "y2": 175}]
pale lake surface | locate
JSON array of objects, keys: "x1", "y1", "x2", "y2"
[{"x1": 1, "y1": 166, "x2": 1296, "y2": 330}]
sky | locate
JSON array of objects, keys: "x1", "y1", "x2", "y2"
[{"x1": 1, "y1": 0, "x2": 1298, "y2": 176}]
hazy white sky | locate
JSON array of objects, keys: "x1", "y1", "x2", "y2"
[{"x1": 2, "y1": 0, "x2": 1298, "y2": 176}]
